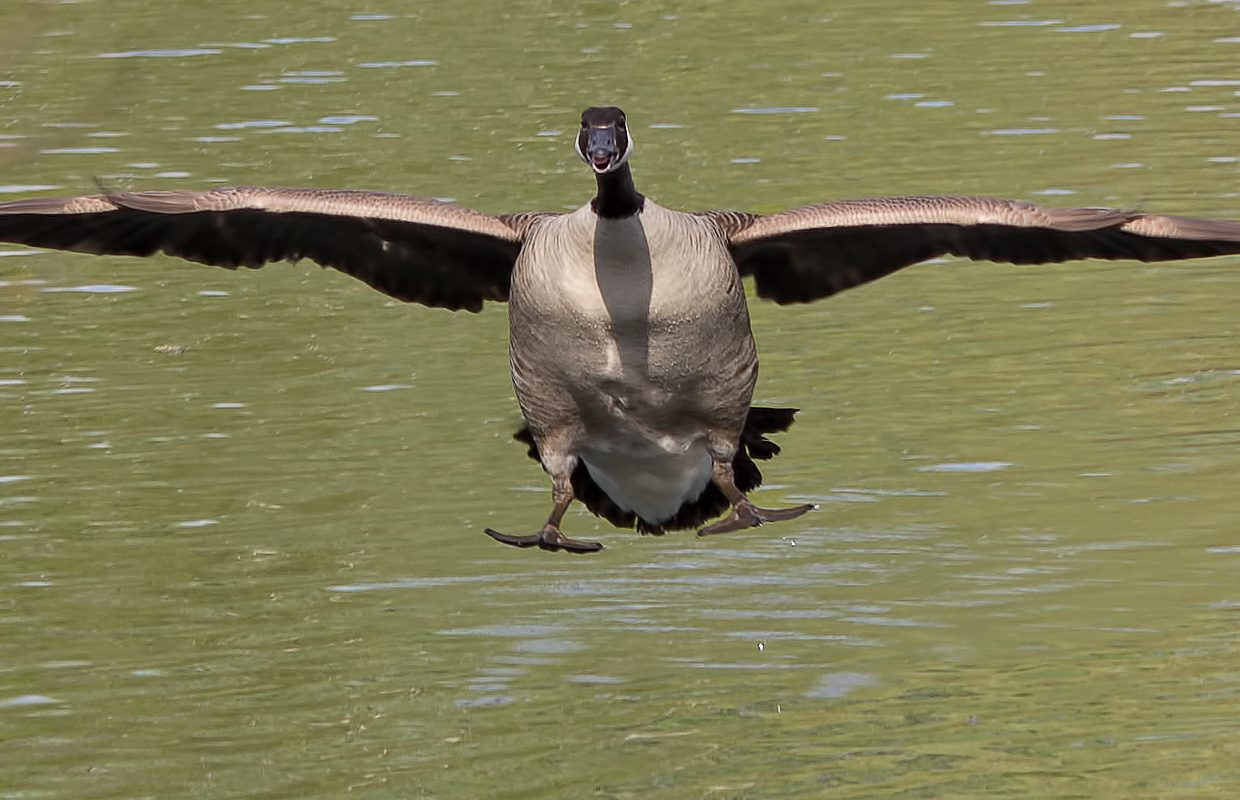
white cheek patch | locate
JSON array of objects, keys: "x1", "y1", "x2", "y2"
[{"x1": 617, "y1": 130, "x2": 633, "y2": 168}]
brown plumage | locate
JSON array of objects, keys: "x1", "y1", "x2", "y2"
[{"x1": 3, "y1": 106, "x2": 1240, "y2": 552}]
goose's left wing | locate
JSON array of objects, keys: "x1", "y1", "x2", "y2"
[{"x1": 704, "y1": 196, "x2": 1240, "y2": 304}]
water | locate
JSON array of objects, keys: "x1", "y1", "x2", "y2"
[{"x1": 3, "y1": 0, "x2": 1240, "y2": 797}]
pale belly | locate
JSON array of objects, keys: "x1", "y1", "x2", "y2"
[
  {"x1": 579, "y1": 439, "x2": 714, "y2": 524},
  {"x1": 529, "y1": 322, "x2": 727, "y2": 521}
]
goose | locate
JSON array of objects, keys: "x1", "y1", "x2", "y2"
[{"x1": 4, "y1": 105, "x2": 1240, "y2": 554}]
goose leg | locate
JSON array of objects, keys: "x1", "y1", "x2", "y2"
[
  {"x1": 484, "y1": 463, "x2": 603, "y2": 554},
  {"x1": 698, "y1": 459, "x2": 814, "y2": 537}
]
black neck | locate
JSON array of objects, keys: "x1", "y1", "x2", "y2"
[{"x1": 591, "y1": 164, "x2": 644, "y2": 218}]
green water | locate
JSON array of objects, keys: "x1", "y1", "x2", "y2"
[{"x1": 2, "y1": 0, "x2": 1240, "y2": 797}]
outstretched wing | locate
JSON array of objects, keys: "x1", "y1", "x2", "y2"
[
  {"x1": 0, "y1": 186, "x2": 540, "y2": 311},
  {"x1": 709, "y1": 196, "x2": 1240, "y2": 304}
]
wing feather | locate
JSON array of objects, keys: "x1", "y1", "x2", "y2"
[
  {"x1": 725, "y1": 196, "x2": 1240, "y2": 304},
  {"x1": 0, "y1": 187, "x2": 534, "y2": 311}
]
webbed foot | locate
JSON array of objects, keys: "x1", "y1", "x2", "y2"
[
  {"x1": 484, "y1": 525, "x2": 604, "y2": 553},
  {"x1": 697, "y1": 499, "x2": 815, "y2": 537}
]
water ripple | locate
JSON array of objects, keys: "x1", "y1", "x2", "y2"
[{"x1": 98, "y1": 48, "x2": 221, "y2": 59}]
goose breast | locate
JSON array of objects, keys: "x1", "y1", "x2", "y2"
[{"x1": 508, "y1": 200, "x2": 757, "y2": 457}]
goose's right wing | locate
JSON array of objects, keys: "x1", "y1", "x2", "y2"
[{"x1": 0, "y1": 186, "x2": 545, "y2": 311}]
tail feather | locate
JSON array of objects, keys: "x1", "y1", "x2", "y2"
[{"x1": 514, "y1": 406, "x2": 799, "y2": 534}]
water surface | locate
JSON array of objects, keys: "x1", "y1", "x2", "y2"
[{"x1": 3, "y1": 0, "x2": 1240, "y2": 797}]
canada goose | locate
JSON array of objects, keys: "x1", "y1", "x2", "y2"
[{"x1": 4, "y1": 106, "x2": 1240, "y2": 553}]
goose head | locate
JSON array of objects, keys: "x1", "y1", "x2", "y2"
[{"x1": 576, "y1": 106, "x2": 632, "y2": 174}]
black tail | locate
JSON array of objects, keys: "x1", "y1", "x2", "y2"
[{"x1": 513, "y1": 406, "x2": 798, "y2": 534}]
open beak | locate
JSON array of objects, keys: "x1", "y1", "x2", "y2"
[{"x1": 582, "y1": 124, "x2": 623, "y2": 173}]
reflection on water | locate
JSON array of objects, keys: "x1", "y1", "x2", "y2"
[{"x1": 3, "y1": 0, "x2": 1240, "y2": 796}]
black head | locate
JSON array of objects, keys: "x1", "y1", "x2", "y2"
[{"x1": 576, "y1": 106, "x2": 632, "y2": 174}]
